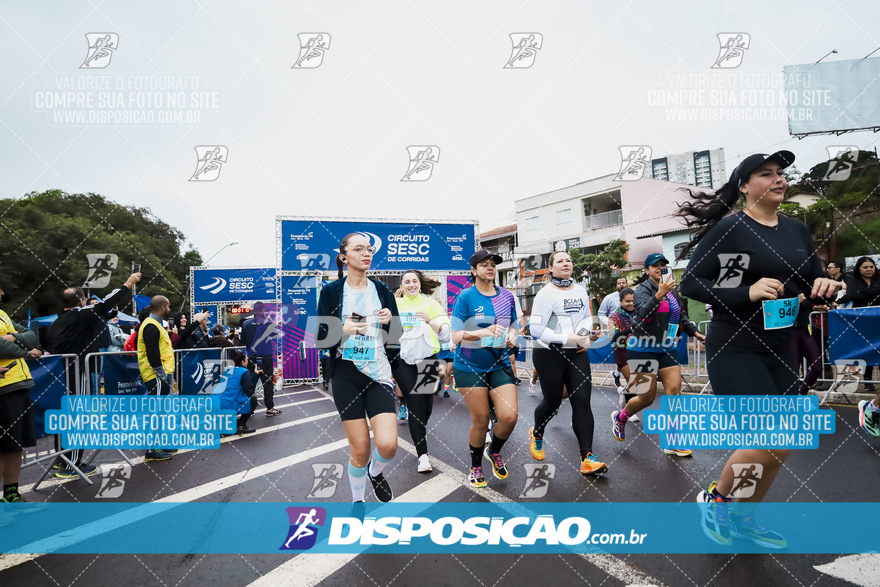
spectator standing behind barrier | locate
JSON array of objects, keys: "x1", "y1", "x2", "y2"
[
  {"x1": 47, "y1": 271, "x2": 140, "y2": 478},
  {"x1": 0, "y1": 274, "x2": 43, "y2": 506},
  {"x1": 208, "y1": 324, "x2": 234, "y2": 348},
  {"x1": 838, "y1": 256, "x2": 880, "y2": 393},
  {"x1": 597, "y1": 277, "x2": 630, "y2": 327},
  {"x1": 169, "y1": 312, "x2": 209, "y2": 350},
  {"x1": 227, "y1": 327, "x2": 242, "y2": 347},
  {"x1": 240, "y1": 302, "x2": 281, "y2": 417},
  {"x1": 137, "y1": 296, "x2": 177, "y2": 463},
  {"x1": 106, "y1": 311, "x2": 127, "y2": 352},
  {"x1": 124, "y1": 308, "x2": 151, "y2": 352},
  {"x1": 216, "y1": 351, "x2": 259, "y2": 435}
]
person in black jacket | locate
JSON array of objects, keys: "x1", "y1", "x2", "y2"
[
  {"x1": 47, "y1": 271, "x2": 140, "y2": 478},
  {"x1": 677, "y1": 150, "x2": 840, "y2": 549},
  {"x1": 169, "y1": 311, "x2": 209, "y2": 350},
  {"x1": 838, "y1": 256, "x2": 880, "y2": 392},
  {"x1": 316, "y1": 232, "x2": 401, "y2": 503}
]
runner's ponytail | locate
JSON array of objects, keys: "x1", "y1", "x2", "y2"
[{"x1": 673, "y1": 172, "x2": 741, "y2": 261}]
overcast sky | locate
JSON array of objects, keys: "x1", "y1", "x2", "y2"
[{"x1": 2, "y1": 0, "x2": 879, "y2": 269}]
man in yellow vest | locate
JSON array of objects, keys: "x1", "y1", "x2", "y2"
[
  {"x1": 0, "y1": 275, "x2": 43, "y2": 504},
  {"x1": 136, "y1": 295, "x2": 176, "y2": 462}
]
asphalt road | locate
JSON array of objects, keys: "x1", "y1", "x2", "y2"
[{"x1": 3, "y1": 380, "x2": 879, "y2": 587}]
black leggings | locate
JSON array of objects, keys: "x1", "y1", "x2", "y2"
[
  {"x1": 533, "y1": 347, "x2": 595, "y2": 459},
  {"x1": 706, "y1": 338, "x2": 799, "y2": 395},
  {"x1": 792, "y1": 326, "x2": 822, "y2": 395},
  {"x1": 392, "y1": 361, "x2": 434, "y2": 457}
]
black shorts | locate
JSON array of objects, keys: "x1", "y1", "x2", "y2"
[
  {"x1": 706, "y1": 339, "x2": 799, "y2": 396},
  {"x1": 330, "y1": 360, "x2": 396, "y2": 421},
  {"x1": 0, "y1": 388, "x2": 37, "y2": 453},
  {"x1": 613, "y1": 348, "x2": 628, "y2": 369},
  {"x1": 626, "y1": 349, "x2": 680, "y2": 370},
  {"x1": 454, "y1": 368, "x2": 517, "y2": 390},
  {"x1": 508, "y1": 346, "x2": 520, "y2": 358}
]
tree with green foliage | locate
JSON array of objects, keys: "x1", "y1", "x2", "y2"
[
  {"x1": 0, "y1": 189, "x2": 202, "y2": 320},
  {"x1": 569, "y1": 239, "x2": 630, "y2": 302}
]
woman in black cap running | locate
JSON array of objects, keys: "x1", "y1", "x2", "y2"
[{"x1": 677, "y1": 150, "x2": 841, "y2": 549}]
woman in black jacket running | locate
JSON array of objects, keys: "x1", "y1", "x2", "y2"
[{"x1": 677, "y1": 151, "x2": 841, "y2": 550}]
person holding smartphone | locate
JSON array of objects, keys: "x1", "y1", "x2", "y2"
[
  {"x1": 450, "y1": 249, "x2": 519, "y2": 488},
  {"x1": 611, "y1": 253, "x2": 704, "y2": 455},
  {"x1": 527, "y1": 250, "x2": 607, "y2": 475},
  {"x1": 316, "y1": 232, "x2": 402, "y2": 503}
]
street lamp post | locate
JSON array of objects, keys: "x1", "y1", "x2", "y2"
[
  {"x1": 180, "y1": 242, "x2": 238, "y2": 311},
  {"x1": 816, "y1": 49, "x2": 838, "y2": 63}
]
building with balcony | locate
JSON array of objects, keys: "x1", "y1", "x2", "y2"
[{"x1": 514, "y1": 174, "x2": 698, "y2": 306}]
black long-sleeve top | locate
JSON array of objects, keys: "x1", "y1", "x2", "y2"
[
  {"x1": 838, "y1": 275, "x2": 880, "y2": 308},
  {"x1": 48, "y1": 285, "x2": 130, "y2": 359},
  {"x1": 680, "y1": 212, "x2": 827, "y2": 348}
]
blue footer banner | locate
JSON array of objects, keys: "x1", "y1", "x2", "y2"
[{"x1": 1, "y1": 503, "x2": 878, "y2": 554}]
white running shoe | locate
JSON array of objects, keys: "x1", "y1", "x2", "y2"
[
  {"x1": 529, "y1": 381, "x2": 537, "y2": 395},
  {"x1": 485, "y1": 430, "x2": 493, "y2": 445},
  {"x1": 617, "y1": 391, "x2": 626, "y2": 410},
  {"x1": 629, "y1": 413, "x2": 640, "y2": 423},
  {"x1": 417, "y1": 454, "x2": 432, "y2": 473}
]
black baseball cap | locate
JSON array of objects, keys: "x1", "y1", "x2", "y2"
[
  {"x1": 732, "y1": 150, "x2": 795, "y2": 187},
  {"x1": 644, "y1": 253, "x2": 669, "y2": 268},
  {"x1": 470, "y1": 249, "x2": 503, "y2": 267}
]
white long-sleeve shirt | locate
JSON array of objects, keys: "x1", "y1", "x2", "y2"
[{"x1": 528, "y1": 283, "x2": 593, "y2": 350}]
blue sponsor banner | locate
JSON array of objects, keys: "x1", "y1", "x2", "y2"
[
  {"x1": 280, "y1": 275, "x2": 320, "y2": 379},
  {"x1": 194, "y1": 305, "x2": 219, "y2": 330},
  {"x1": 828, "y1": 307, "x2": 880, "y2": 363},
  {"x1": 178, "y1": 348, "x2": 224, "y2": 395},
  {"x1": 0, "y1": 502, "x2": 875, "y2": 554},
  {"x1": 103, "y1": 353, "x2": 147, "y2": 396},
  {"x1": 280, "y1": 219, "x2": 476, "y2": 272},
  {"x1": 26, "y1": 355, "x2": 69, "y2": 439},
  {"x1": 192, "y1": 268, "x2": 276, "y2": 304}
]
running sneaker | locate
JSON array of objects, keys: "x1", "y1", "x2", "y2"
[
  {"x1": 483, "y1": 448, "x2": 509, "y2": 479},
  {"x1": 617, "y1": 392, "x2": 626, "y2": 411},
  {"x1": 417, "y1": 454, "x2": 432, "y2": 473},
  {"x1": 697, "y1": 481, "x2": 732, "y2": 546},
  {"x1": 443, "y1": 390, "x2": 450, "y2": 398},
  {"x1": 730, "y1": 514, "x2": 788, "y2": 549},
  {"x1": 663, "y1": 448, "x2": 693, "y2": 457},
  {"x1": 611, "y1": 411, "x2": 626, "y2": 441},
  {"x1": 367, "y1": 468, "x2": 393, "y2": 502},
  {"x1": 451, "y1": 379, "x2": 460, "y2": 393},
  {"x1": 143, "y1": 450, "x2": 173, "y2": 463},
  {"x1": 529, "y1": 427, "x2": 545, "y2": 461},
  {"x1": 469, "y1": 466, "x2": 487, "y2": 488},
  {"x1": 55, "y1": 463, "x2": 100, "y2": 478},
  {"x1": 2, "y1": 493, "x2": 47, "y2": 512},
  {"x1": 266, "y1": 408, "x2": 283, "y2": 417},
  {"x1": 629, "y1": 413, "x2": 640, "y2": 423},
  {"x1": 529, "y1": 381, "x2": 537, "y2": 395},
  {"x1": 580, "y1": 453, "x2": 608, "y2": 475},
  {"x1": 397, "y1": 404, "x2": 408, "y2": 420},
  {"x1": 858, "y1": 400, "x2": 880, "y2": 437},
  {"x1": 613, "y1": 371, "x2": 622, "y2": 388}
]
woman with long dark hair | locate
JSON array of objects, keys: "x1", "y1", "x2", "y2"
[
  {"x1": 528, "y1": 250, "x2": 607, "y2": 475},
  {"x1": 393, "y1": 269, "x2": 450, "y2": 473},
  {"x1": 677, "y1": 151, "x2": 841, "y2": 549},
  {"x1": 315, "y1": 232, "x2": 402, "y2": 502}
]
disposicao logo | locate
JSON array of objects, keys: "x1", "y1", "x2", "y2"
[
  {"x1": 199, "y1": 277, "x2": 227, "y2": 295},
  {"x1": 280, "y1": 507, "x2": 326, "y2": 550}
]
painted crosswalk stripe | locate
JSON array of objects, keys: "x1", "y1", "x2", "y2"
[{"x1": 814, "y1": 554, "x2": 880, "y2": 586}]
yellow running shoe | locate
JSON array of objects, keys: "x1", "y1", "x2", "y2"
[
  {"x1": 529, "y1": 427, "x2": 545, "y2": 461},
  {"x1": 580, "y1": 452, "x2": 608, "y2": 475}
]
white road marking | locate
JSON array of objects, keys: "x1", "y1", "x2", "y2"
[
  {"x1": 814, "y1": 554, "x2": 880, "y2": 586},
  {"x1": 246, "y1": 474, "x2": 461, "y2": 587},
  {"x1": 20, "y1": 411, "x2": 338, "y2": 494},
  {"x1": 1, "y1": 437, "x2": 354, "y2": 571}
]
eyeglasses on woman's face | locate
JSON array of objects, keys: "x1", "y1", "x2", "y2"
[{"x1": 349, "y1": 245, "x2": 377, "y2": 256}]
